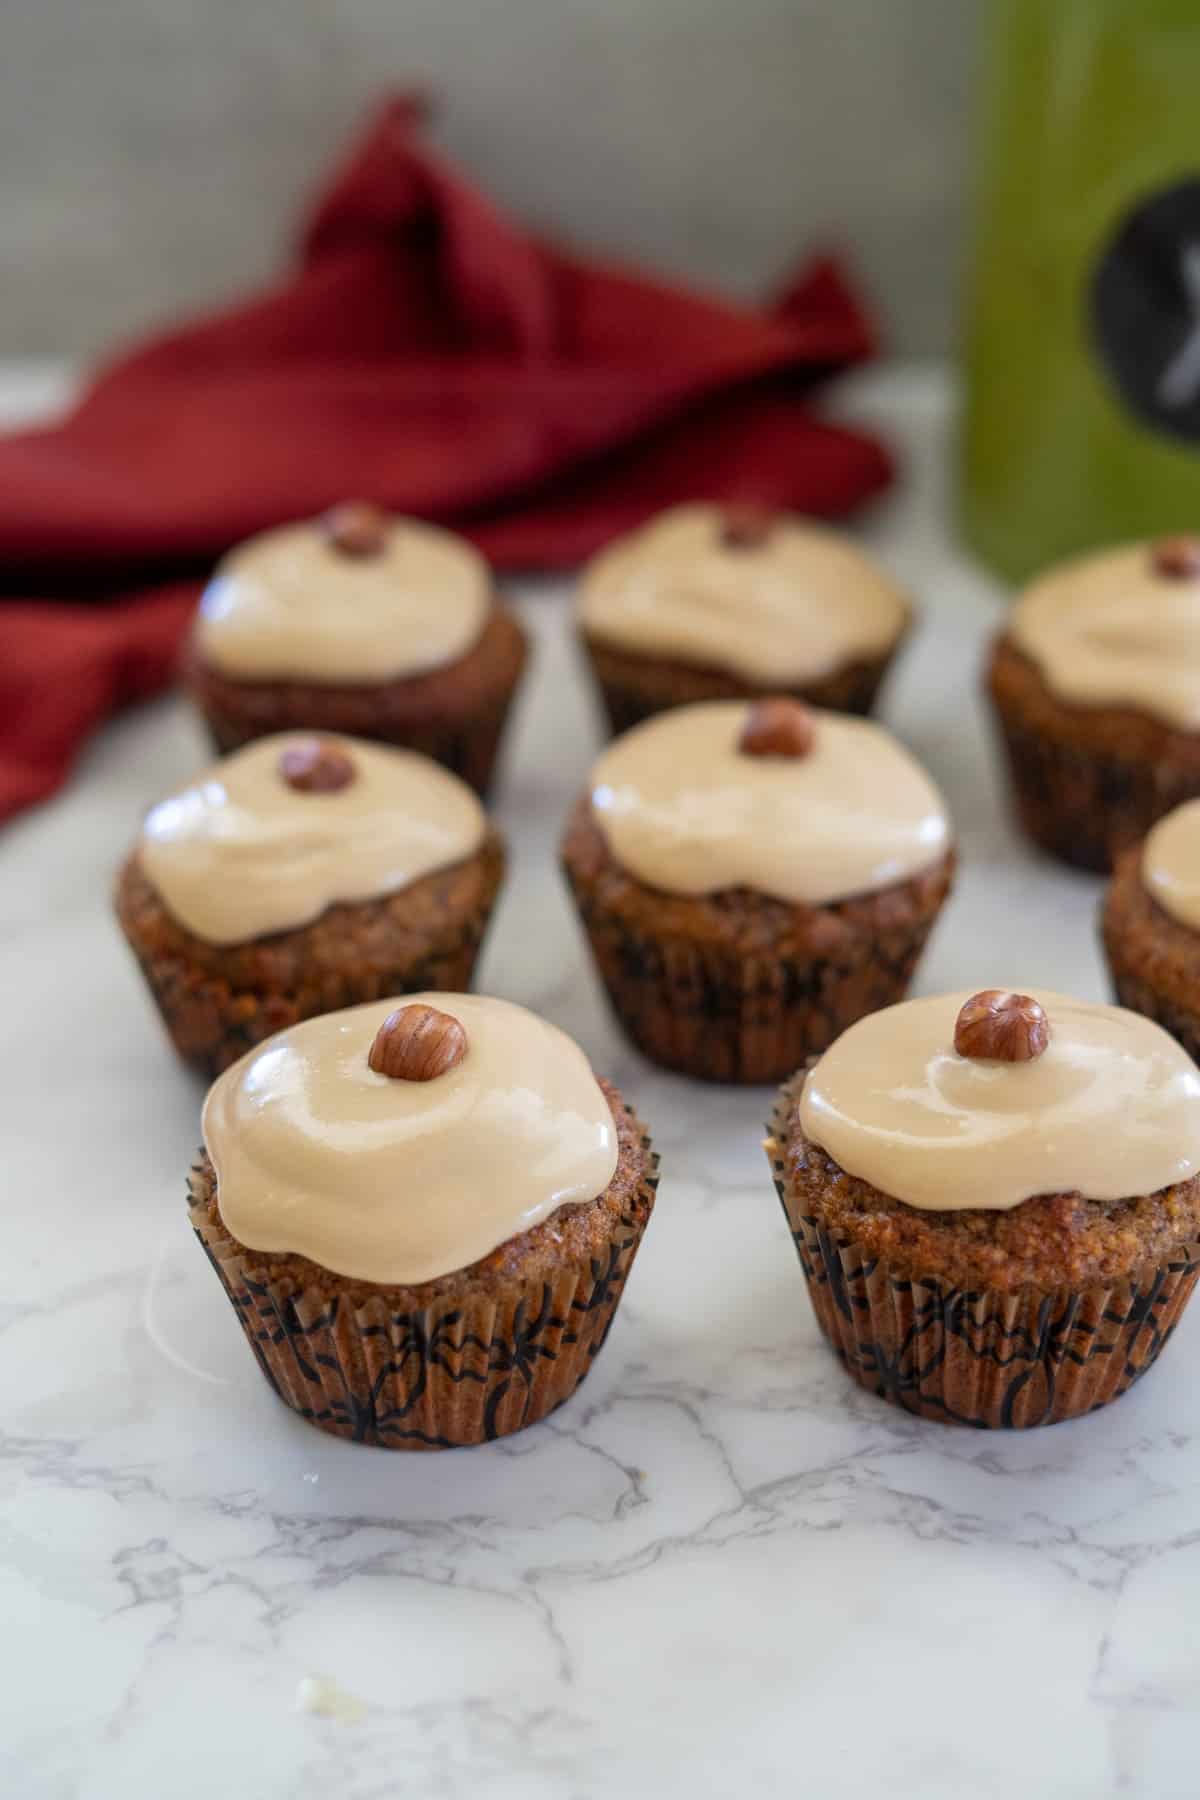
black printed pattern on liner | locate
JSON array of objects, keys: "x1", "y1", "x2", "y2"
[
  {"x1": 769, "y1": 1149, "x2": 1200, "y2": 1431},
  {"x1": 190, "y1": 1130, "x2": 658, "y2": 1450}
]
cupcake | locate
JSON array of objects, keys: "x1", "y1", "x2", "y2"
[
  {"x1": 115, "y1": 732, "x2": 504, "y2": 1077},
  {"x1": 184, "y1": 503, "x2": 528, "y2": 795},
  {"x1": 1102, "y1": 799, "x2": 1200, "y2": 1061},
  {"x1": 766, "y1": 988, "x2": 1200, "y2": 1427},
  {"x1": 189, "y1": 994, "x2": 658, "y2": 1448},
  {"x1": 561, "y1": 697, "x2": 954, "y2": 1083},
  {"x1": 576, "y1": 502, "x2": 911, "y2": 737},
  {"x1": 987, "y1": 535, "x2": 1200, "y2": 872}
]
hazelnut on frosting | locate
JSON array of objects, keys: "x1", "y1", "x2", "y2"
[
  {"x1": 1009, "y1": 537, "x2": 1200, "y2": 729},
  {"x1": 799, "y1": 990, "x2": 1200, "y2": 1212},
  {"x1": 587, "y1": 700, "x2": 950, "y2": 904},
  {"x1": 138, "y1": 733, "x2": 485, "y2": 944},
  {"x1": 368, "y1": 1002, "x2": 469, "y2": 1081},
  {"x1": 202, "y1": 994, "x2": 620, "y2": 1284},
  {"x1": 194, "y1": 510, "x2": 491, "y2": 684},
  {"x1": 578, "y1": 503, "x2": 910, "y2": 685}
]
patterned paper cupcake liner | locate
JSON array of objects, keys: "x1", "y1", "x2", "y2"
[
  {"x1": 187, "y1": 1124, "x2": 658, "y2": 1450},
  {"x1": 120, "y1": 853, "x2": 505, "y2": 1081},
  {"x1": 565, "y1": 877, "x2": 940, "y2": 1085},
  {"x1": 579, "y1": 632, "x2": 892, "y2": 741},
  {"x1": 766, "y1": 1080, "x2": 1200, "y2": 1428},
  {"x1": 990, "y1": 711, "x2": 1200, "y2": 875}
]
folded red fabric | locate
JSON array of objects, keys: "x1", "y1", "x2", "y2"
[{"x1": 0, "y1": 93, "x2": 892, "y2": 823}]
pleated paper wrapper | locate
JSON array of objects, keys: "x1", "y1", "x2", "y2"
[
  {"x1": 767, "y1": 1073, "x2": 1200, "y2": 1429},
  {"x1": 187, "y1": 1120, "x2": 657, "y2": 1451},
  {"x1": 565, "y1": 873, "x2": 942, "y2": 1086}
]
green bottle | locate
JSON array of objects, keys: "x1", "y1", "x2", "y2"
[{"x1": 959, "y1": 0, "x2": 1200, "y2": 583}]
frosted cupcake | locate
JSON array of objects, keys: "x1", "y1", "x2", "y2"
[
  {"x1": 189, "y1": 994, "x2": 658, "y2": 1448},
  {"x1": 767, "y1": 988, "x2": 1200, "y2": 1427},
  {"x1": 184, "y1": 503, "x2": 527, "y2": 795},
  {"x1": 561, "y1": 697, "x2": 953, "y2": 1083},
  {"x1": 987, "y1": 535, "x2": 1200, "y2": 871},
  {"x1": 577, "y1": 503, "x2": 911, "y2": 737},
  {"x1": 1103, "y1": 798, "x2": 1200, "y2": 1061},
  {"x1": 115, "y1": 733, "x2": 504, "y2": 1076}
]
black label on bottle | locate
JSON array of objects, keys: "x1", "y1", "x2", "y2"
[{"x1": 1091, "y1": 178, "x2": 1200, "y2": 444}]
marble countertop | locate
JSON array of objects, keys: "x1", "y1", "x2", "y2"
[{"x1": 5, "y1": 364, "x2": 1200, "y2": 1800}]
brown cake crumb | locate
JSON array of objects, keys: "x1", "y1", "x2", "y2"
[
  {"x1": 190, "y1": 1077, "x2": 654, "y2": 1307},
  {"x1": 561, "y1": 797, "x2": 951, "y2": 962},
  {"x1": 777, "y1": 1079, "x2": 1200, "y2": 1293}
]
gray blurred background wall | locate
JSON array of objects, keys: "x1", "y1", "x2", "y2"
[{"x1": 0, "y1": 0, "x2": 979, "y2": 359}]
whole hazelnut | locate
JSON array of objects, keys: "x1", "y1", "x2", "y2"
[
  {"x1": 954, "y1": 990, "x2": 1049, "y2": 1063},
  {"x1": 738, "y1": 697, "x2": 816, "y2": 759},
  {"x1": 322, "y1": 501, "x2": 390, "y2": 558},
  {"x1": 368, "y1": 1004, "x2": 468, "y2": 1082},
  {"x1": 720, "y1": 503, "x2": 774, "y2": 549},
  {"x1": 1151, "y1": 535, "x2": 1200, "y2": 580},
  {"x1": 278, "y1": 739, "x2": 356, "y2": 794}
]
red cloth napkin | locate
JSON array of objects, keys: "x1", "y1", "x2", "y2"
[{"x1": 0, "y1": 94, "x2": 892, "y2": 823}]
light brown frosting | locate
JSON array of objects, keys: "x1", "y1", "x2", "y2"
[
  {"x1": 1009, "y1": 542, "x2": 1200, "y2": 728},
  {"x1": 1143, "y1": 799, "x2": 1200, "y2": 931},
  {"x1": 799, "y1": 990, "x2": 1200, "y2": 1211},
  {"x1": 202, "y1": 994, "x2": 620, "y2": 1284},
  {"x1": 194, "y1": 515, "x2": 490, "y2": 683},
  {"x1": 139, "y1": 734, "x2": 485, "y2": 944},
  {"x1": 578, "y1": 504, "x2": 909, "y2": 683},
  {"x1": 589, "y1": 702, "x2": 950, "y2": 903}
]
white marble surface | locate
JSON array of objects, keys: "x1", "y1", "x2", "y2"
[{"x1": 5, "y1": 366, "x2": 1200, "y2": 1800}]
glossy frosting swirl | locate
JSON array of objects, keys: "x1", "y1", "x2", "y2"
[
  {"x1": 1143, "y1": 798, "x2": 1200, "y2": 931},
  {"x1": 202, "y1": 994, "x2": 620, "y2": 1284},
  {"x1": 194, "y1": 514, "x2": 491, "y2": 683},
  {"x1": 1009, "y1": 541, "x2": 1200, "y2": 729},
  {"x1": 799, "y1": 990, "x2": 1200, "y2": 1211},
  {"x1": 579, "y1": 504, "x2": 910, "y2": 683},
  {"x1": 139, "y1": 734, "x2": 485, "y2": 944},
  {"x1": 588, "y1": 701, "x2": 950, "y2": 903}
]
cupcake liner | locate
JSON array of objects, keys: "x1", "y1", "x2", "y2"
[
  {"x1": 118, "y1": 841, "x2": 505, "y2": 1080},
  {"x1": 186, "y1": 1123, "x2": 658, "y2": 1450},
  {"x1": 989, "y1": 713, "x2": 1184, "y2": 874},
  {"x1": 564, "y1": 868, "x2": 942, "y2": 1084},
  {"x1": 579, "y1": 632, "x2": 893, "y2": 741},
  {"x1": 766, "y1": 1079, "x2": 1200, "y2": 1427}
]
